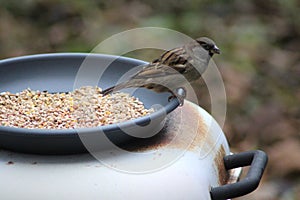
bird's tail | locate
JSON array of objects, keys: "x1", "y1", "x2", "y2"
[
  {"x1": 101, "y1": 86, "x2": 116, "y2": 96},
  {"x1": 101, "y1": 82, "x2": 130, "y2": 96}
]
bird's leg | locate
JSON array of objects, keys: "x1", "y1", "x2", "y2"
[{"x1": 168, "y1": 87, "x2": 187, "y2": 106}]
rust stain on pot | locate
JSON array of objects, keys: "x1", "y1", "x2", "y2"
[
  {"x1": 214, "y1": 145, "x2": 229, "y2": 185},
  {"x1": 121, "y1": 101, "x2": 209, "y2": 152}
]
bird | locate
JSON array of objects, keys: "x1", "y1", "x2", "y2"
[{"x1": 101, "y1": 37, "x2": 220, "y2": 105}]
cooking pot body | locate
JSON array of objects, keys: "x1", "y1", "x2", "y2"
[{"x1": 0, "y1": 54, "x2": 266, "y2": 200}]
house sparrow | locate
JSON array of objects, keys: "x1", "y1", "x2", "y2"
[{"x1": 101, "y1": 37, "x2": 220, "y2": 105}]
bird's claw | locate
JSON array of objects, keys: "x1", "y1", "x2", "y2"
[{"x1": 168, "y1": 87, "x2": 186, "y2": 106}]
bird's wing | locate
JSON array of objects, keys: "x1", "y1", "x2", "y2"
[
  {"x1": 130, "y1": 63, "x2": 183, "y2": 79},
  {"x1": 101, "y1": 64, "x2": 178, "y2": 95},
  {"x1": 152, "y1": 47, "x2": 189, "y2": 74}
]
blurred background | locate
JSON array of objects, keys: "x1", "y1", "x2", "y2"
[{"x1": 0, "y1": 0, "x2": 299, "y2": 199}]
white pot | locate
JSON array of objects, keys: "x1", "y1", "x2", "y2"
[{"x1": 0, "y1": 101, "x2": 267, "y2": 200}]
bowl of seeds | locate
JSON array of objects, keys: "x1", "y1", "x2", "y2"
[{"x1": 0, "y1": 53, "x2": 181, "y2": 154}]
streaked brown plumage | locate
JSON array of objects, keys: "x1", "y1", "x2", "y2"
[{"x1": 101, "y1": 37, "x2": 220, "y2": 100}]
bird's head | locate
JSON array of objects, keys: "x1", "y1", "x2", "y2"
[{"x1": 196, "y1": 37, "x2": 220, "y2": 56}]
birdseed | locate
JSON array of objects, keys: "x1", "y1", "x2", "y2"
[{"x1": 0, "y1": 86, "x2": 154, "y2": 129}]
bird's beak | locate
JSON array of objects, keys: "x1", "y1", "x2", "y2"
[{"x1": 211, "y1": 45, "x2": 221, "y2": 54}]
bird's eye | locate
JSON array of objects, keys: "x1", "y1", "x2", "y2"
[
  {"x1": 198, "y1": 41, "x2": 209, "y2": 50},
  {"x1": 202, "y1": 44, "x2": 210, "y2": 50}
]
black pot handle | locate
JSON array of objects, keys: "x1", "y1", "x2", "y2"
[{"x1": 210, "y1": 150, "x2": 268, "y2": 200}]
